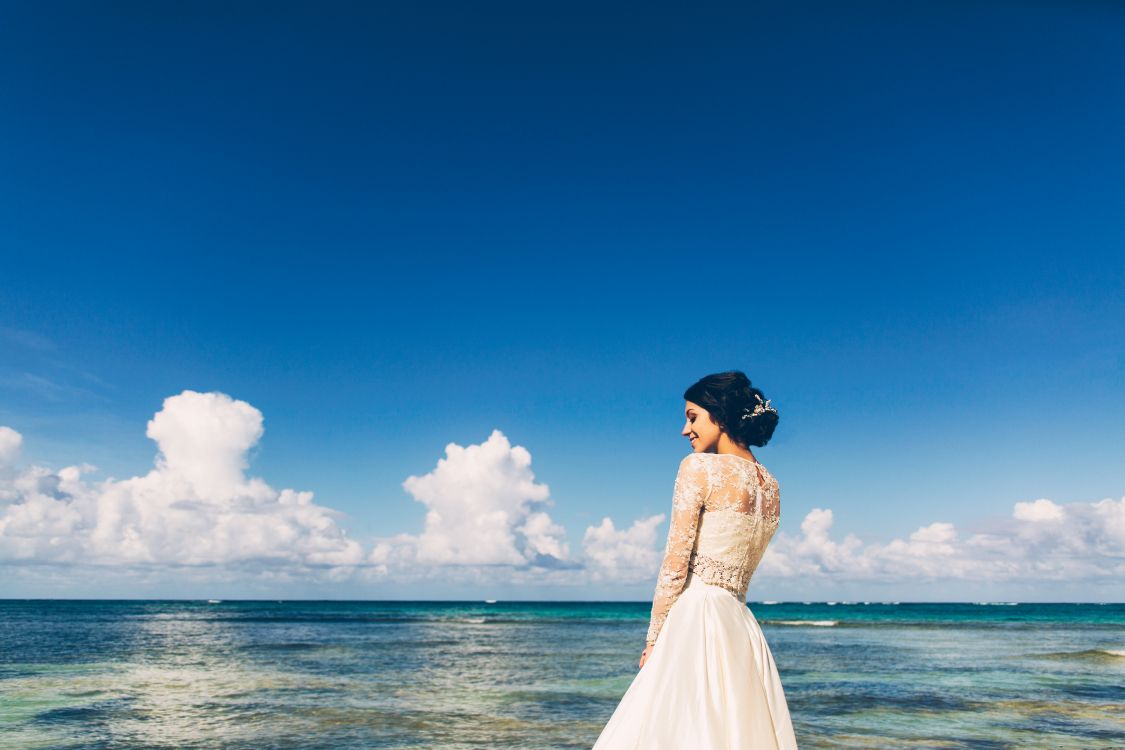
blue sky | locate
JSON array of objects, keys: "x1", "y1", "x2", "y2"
[{"x1": 1, "y1": 1, "x2": 1122, "y2": 601}]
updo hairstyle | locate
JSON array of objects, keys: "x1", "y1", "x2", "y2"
[{"x1": 683, "y1": 370, "x2": 779, "y2": 448}]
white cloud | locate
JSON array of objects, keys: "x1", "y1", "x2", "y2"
[
  {"x1": 1012, "y1": 497, "x2": 1065, "y2": 522},
  {"x1": 378, "y1": 429, "x2": 571, "y2": 568},
  {"x1": 582, "y1": 514, "x2": 665, "y2": 583},
  {"x1": 145, "y1": 390, "x2": 263, "y2": 499},
  {"x1": 0, "y1": 391, "x2": 364, "y2": 577},
  {"x1": 366, "y1": 431, "x2": 675, "y2": 590},
  {"x1": 759, "y1": 496, "x2": 1125, "y2": 584},
  {"x1": 0, "y1": 426, "x2": 21, "y2": 467}
]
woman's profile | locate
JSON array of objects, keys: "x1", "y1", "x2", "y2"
[{"x1": 592, "y1": 370, "x2": 799, "y2": 749}]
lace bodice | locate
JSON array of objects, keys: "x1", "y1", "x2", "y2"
[{"x1": 645, "y1": 451, "x2": 780, "y2": 646}]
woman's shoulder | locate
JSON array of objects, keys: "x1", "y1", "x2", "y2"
[{"x1": 676, "y1": 452, "x2": 710, "y2": 478}]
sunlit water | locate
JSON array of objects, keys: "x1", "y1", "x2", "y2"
[{"x1": 1, "y1": 600, "x2": 1122, "y2": 749}]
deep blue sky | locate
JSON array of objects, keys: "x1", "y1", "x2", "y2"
[{"x1": 1, "y1": 1, "x2": 1123, "y2": 598}]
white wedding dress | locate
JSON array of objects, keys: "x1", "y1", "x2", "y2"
[{"x1": 592, "y1": 451, "x2": 799, "y2": 750}]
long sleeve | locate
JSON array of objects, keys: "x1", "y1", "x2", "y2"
[{"x1": 645, "y1": 453, "x2": 710, "y2": 647}]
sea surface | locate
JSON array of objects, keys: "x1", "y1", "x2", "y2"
[{"x1": 0, "y1": 599, "x2": 1122, "y2": 749}]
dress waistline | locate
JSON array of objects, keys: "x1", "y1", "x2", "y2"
[{"x1": 684, "y1": 572, "x2": 742, "y2": 601}]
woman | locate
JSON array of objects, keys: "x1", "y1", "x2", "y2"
[{"x1": 592, "y1": 370, "x2": 799, "y2": 749}]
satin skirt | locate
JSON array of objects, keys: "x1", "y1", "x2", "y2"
[{"x1": 592, "y1": 576, "x2": 799, "y2": 750}]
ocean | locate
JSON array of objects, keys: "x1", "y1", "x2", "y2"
[{"x1": 1, "y1": 599, "x2": 1121, "y2": 749}]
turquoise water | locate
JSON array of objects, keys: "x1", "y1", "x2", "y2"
[{"x1": 1, "y1": 600, "x2": 1122, "y2": 749}]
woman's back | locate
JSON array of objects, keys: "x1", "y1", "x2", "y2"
[
  {"x1": 646, "y1": 451, "x2": 780, "y2": 646},
  {"x1": 690, "y1": 452, "x2": 781, "y2": 602}
]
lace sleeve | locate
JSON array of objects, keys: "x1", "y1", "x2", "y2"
[{"x1": 645, "y1": 453, "x2": 710, "y2": 647}]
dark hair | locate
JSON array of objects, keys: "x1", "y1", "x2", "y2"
[{"x1": 683, "y1": 370, "x2": 778, "y2": 448}]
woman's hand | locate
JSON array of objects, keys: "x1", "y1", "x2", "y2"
[{"x1": 639, "y1": 643, "x2": 654, "y2": 669}]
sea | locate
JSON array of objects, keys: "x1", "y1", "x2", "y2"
[{"x1": 0, "y1": 599, "x2": 1122, "y2": 749}]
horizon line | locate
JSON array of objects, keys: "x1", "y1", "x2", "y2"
[{"x1": 1, "y1": 598, "x2": 1121, "y2": 605}]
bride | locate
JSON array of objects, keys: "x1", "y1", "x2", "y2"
[{"x1": 592, "y1": 370, "x2": 799, "y2": 749}]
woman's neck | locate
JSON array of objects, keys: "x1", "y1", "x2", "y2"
[{"x1": 715, "y1": 434, "x2": 756, "y2": 463}]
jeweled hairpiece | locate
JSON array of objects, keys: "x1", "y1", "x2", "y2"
[{"x1": 740, "y1": 393, "x2": 776, "y2": 421}]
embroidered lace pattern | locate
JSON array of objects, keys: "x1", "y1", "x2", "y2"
[
  {"x1": 691, "y1": 551, "x2": 751, "y2": 597},
  {"x1": 645, "y1": 452, "x2": 781, "y2": 646}
]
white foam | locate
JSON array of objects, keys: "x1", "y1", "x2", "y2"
[{"x1": 771, "y1": 619, "x2": 838, "y2": 627}]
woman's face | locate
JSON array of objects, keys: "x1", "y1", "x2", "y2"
[{"x1": 682, "y1": 400, "x2": 721, "y2": 453}]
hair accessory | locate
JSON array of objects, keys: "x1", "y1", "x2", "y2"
[{"x1": 740, "y1": 393, "x2": 776, "y2": 421}]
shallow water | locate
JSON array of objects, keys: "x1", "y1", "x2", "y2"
[{"x1": 0, "y1": 600, "x2": 1122, "y2": 749}]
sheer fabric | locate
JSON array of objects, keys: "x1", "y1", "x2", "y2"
[{"x1": 646, "y1": 452, "x2": 781, "y2": 646}]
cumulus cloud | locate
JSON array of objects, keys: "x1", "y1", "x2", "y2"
[
  {"x1": 759, "y1": 496, "x2": 1125, "y2": 584},
  {"x1": 582, "y1": 515, "x2": 666, "y2": 583},
  {"x1": 1012, "y1": 498, "x2": 1065, "y2": 522},
  {"x1": 373, "y1": 429, "x2": 571, "y2": 570},
  {"x1": 0, "y1": 391, "x2": 363, "y2": 576}
]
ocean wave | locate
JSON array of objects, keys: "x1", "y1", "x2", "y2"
[
  {"x1": 759, "y1": 618, "x2": 1121, "y2": 631},
  {"x1": 763, "y1": 619, "x2": 839, "y2": 627},
  {"x1": 1033, "y1": 648, "x2": 1125, "y2": 662}
]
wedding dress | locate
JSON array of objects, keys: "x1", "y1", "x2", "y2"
[{"x1": 592, "y1": 451, "x2": 798, "y2": 750}]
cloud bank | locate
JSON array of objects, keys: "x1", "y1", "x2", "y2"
[
  {"x1": 758, "y1": 498, "x2": 1125, "y2": 585},
  {"x1": 1, "y1": 390, "x2": 1121, "y2": 598},
  {"x1": 0, "y1": 391, "x2": 364, "y2": 579}
]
